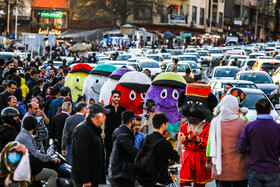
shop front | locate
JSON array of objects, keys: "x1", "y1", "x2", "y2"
[{"x1": 31, "y1": 0, "x2": 69, "y2": 35}]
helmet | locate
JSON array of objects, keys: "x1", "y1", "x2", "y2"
[{"x1": 1, "y1": 107, "x2": 20, "y2": 126}]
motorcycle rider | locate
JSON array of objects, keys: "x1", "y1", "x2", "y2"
[
  {"x1": 16, "y1": 116, "x2": 60, "y2": 187},
  {"x1": 0, "y1": 107, "x2": 21, "y2": 151}
]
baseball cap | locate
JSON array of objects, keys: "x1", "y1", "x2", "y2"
[{"x1": 89, "y1": 103, "x2": 110, "y2": 116}]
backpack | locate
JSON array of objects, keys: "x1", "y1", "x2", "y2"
[{"x1": 134, "y1": 137, "x2": 163, "y2": 186}]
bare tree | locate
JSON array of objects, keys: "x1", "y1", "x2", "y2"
[
  {"x1": 274, "y1": 0, "x2": 280, "y2": 39},
  {"x1": 70, "y1": 0, "x2": 166, "y2": 27},
  {"x1": 0, "y1": 0, "x2": 29, "y2": 34}
]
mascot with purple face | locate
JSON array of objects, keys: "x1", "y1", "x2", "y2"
[
  {"x1": 144, "y1": 72, "x2": 186, "y2": 148},
  {"x1": 177, "y1": 83, "x2": 217, "y2": 187}
]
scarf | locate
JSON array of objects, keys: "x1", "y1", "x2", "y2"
[{"x1": 210, "y1": 95, "x2": 238, "y2": 175}]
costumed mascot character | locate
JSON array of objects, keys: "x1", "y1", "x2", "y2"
[
  {"x1": 99, "y1": 68, "x2": 132, "y2": 106},
  {"x1": 144, "y1": 72, "x2": 186, "y2": 148},
  {"x1": 65, "y1": 63, "x2": 93, "y2": 102},
  {"x1": 83, "y1": 64, "x2": 117, "y2": 103},
  {"x1": 112, "y1": 71, "x2": 151, "y2": 115},
  {"x1": 215, "y1": 87, "x2": 248, "y2": 122},
  {"x1": 177, "y1": 83, "x2": 218, "y2": 187}
]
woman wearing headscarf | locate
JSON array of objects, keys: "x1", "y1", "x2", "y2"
[
  {"x1": 0, "y1": 141, "x2": 29, "y2": 187},
  {"x1": 208, "y1": 95, "x2": 248, "y2": 187}
]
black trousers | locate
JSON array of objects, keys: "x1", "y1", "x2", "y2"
[{"x1": 104, "y1": 135, "x2": 113, "y2": 171}]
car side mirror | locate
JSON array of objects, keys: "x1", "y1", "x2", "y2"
[
  {"x1": 192, "y1": 69, "x2": 197, "y2": 73},
  {"x1": 276, "y1": 82, "x2": 279, "y2": 85}
]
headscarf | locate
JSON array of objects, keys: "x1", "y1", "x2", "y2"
[
  {"x1": 210, "y1": 95, "x2": 239, "y2": 175},
  {"x1": 0, "y1": 141, "x2": 28, "y2": 187}
]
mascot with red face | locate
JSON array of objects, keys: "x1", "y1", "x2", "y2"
[{"x1": 177, "y1": 83, "x2": 217, "y2": 187}]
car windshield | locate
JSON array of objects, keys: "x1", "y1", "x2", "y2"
[
  {"x1": 250, "y1": 54, "x2": 264, "y2": 59},
  {"x1": 247, "y1": 60, "x2": 256, "y2": 68},
  {"x1": 166, "y1": 64, "x2": 190, "y2": 72},
  {"x1": 116, "y1": 55, "x2": 132, "y2": 60},
  {"x1": 170, "y1": 51, "x2": 181, "y2": 55},
  {"x1": 178, "y1": 56, "x2": 198, "y2": 63},
  {"x1": 242, "y1": 92, "x2": 271, "y2": 109},
  {"x1": 107, "y1": 63, "x2": 127, "y2": 66},
  {"x1": 275, "y1": 56, "x2": 280, "y2": 60},
  {"x1": 198, "y1": 52, "x2": 209, "y2": 56},
  {"x1": 127, "y1": 59, "x2": 137, "y2": 62},
  {"x1": 147, "y1": 56, "x2": 160, "y2": 61},
  {"x1": 139, "y1": 62, "x2": 159, "y2": 68},
  {"x1": 209, "y1": 50, "x2": 223, "y2": 54},
  {"x1": 0, "y1": 54, "x2": 13, "y2": 62},
  {"x1": 214, "y1": 68, "x2": 239, "y2": 77},
  {"x1": 187, "y1": 62, "x2": 198, "y2": 69},
  {"x1": 224, "y1": 55, "x2": 231, "y2": 60},
  {"x1": 240, "y1": 73, "x2": 273, "y2": 83},
  {"x1": 230, "y1": 83, "x2": 258, "y2": 89},
  {"x1": 261, "y1": 63, "x2": 280, "y2": 71},
  {"x1": 161, "y1": 54, "x2": 171, "y2": 59}
]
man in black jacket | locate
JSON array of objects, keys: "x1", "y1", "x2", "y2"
[
  {"x1": 26, "y1": 70, "x2": 39, "y2": 91},
  {"x1": 0, "y1": 80, "x2": 17, "y2": 112},
  {"x1": 111, "y1": 110, "x2": 138, "y2": 186},
  {"x1": 104, "y1": 89, "x2": 126, "y2": 173},
  {"x1": 72, "y1": 103, "x2": 110, "y2": 187},
  {"x1": 142, "y1": 113, "x2": 181, "y2": 186}
]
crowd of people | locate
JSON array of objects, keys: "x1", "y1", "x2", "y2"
[{"x1": 0, "y1": 43, "x2": 279, "y2": 187}]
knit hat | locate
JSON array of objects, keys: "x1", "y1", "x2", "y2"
[
  {"x1": 185, "y1": 83, "x2": 211, "y2": 98},
  {"x1": 23, "y1": 116, "x2": 38, "y2": 131}
]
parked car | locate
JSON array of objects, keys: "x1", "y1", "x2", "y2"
[
  {"x1": 165, "y1": 62, "x2": 194, "y2": 78},
  {"x1": 251, "y1": 60, "x2": 280, "y2": 75},
  {"x1": 213, "y1": 88, "x2": 279, "y2": 121},
  {"x1": 208, "y1": 66, "x2": 240, "y2": 81},
  {"x1": 234, "y1": 70, "x2": 276, "y2": 95},
  {"x1": 138, "y1": 60, "x2": 161, "y2": 75}
]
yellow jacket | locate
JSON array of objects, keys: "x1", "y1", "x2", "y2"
[{"x1": 20, "y1": 78, "x2": 29, "y2": 99}]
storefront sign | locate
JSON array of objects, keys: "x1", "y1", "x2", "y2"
[
  {"x1": 38, "y1": 28, "x2": 61, "y2": 35},
  {"x1": 38, "y1": 12, "x2": 63, "y2": 18},
  {"x1": 168, "y1": 14, "x2": 185, "y2": 24}
]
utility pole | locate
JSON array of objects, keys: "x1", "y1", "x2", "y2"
[
  {"x1": 7, "y1": 2, "x2": 10, "y2": 35},
  {"x1": 15, "y1": 0, "x2": 18, "y2": 40}
]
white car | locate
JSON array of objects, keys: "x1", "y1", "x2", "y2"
[
  {"x1": 146, "y1": 54, "x2": 165, "y2": 67},
  {"x1": 138, "y1": 59, "x2": 161, "y2": 75},
  {"x1": 249, "y1": 52, "x2": 266, "y2": 59},
  {"x1": 209, "y1": 49, "x2": 224, "y2": 60},
  {"x1": 160, "y1": 53, "x2": 173, "y2": 64},
  {"x1": 208, "y1": 66, "x2": 240, "y2": 81}
]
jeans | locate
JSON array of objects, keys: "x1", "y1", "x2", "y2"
[
  {"x1": 35, "y1": 168, "x2": 57, "y2": 187},
  {"x1": 248, "y1": 173, "x2": 279, "y2": 187},
  {"x1": 66, "y1": 145, "x2": 72, "y2": 165}
]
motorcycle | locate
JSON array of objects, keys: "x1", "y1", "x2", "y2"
[{"x1": 42, "y1": 139, "x2": 73, "y2": 187}]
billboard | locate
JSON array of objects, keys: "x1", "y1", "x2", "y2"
[
  {"x1": 31, "y1": 0, "x2": 69, "y2": 9},
  {"x1": 168, "y1": 14, "x2": 185, "y2": 24}
]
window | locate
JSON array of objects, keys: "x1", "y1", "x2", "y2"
[
  {"x1": 219, "y1": 12, "x2": 223, "y2": 26},
  {"x1": 180, "y1": 5, "x2": 184, "y2": 15},
  {"x1": 134, "y1": 4, "x2": 152, "y2": 20},
  {"x1": 192, "y1": 6, "x2": 197, "y2": 23},
  {"x1": 212, "y1": 5, "x2": 217, "y2": 24},
  {"x1": 200, "y1": 8, "x2": 204, "y2": 25}
]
